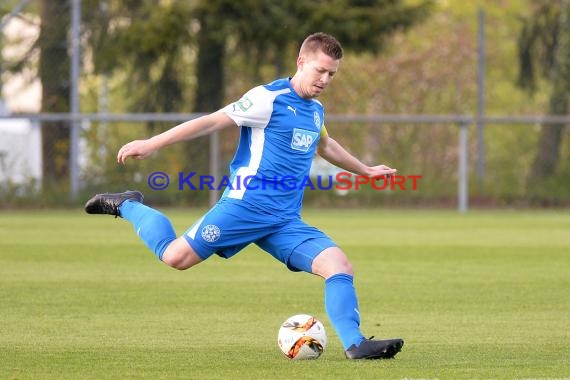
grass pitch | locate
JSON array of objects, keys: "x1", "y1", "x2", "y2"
[{"x1": 0, "y1": 208, "x2": 569, "y2": 379}]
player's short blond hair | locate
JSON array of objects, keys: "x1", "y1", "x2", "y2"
[{"x1": 299, "y1": 33, "x2": 344, "y2": 60}]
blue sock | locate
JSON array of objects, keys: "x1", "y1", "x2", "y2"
[
  {"x1": 325, "y1": 273, "x2": 365, "y2": 350},
  {"x1": 119, "y1": 200, "x2": 176, "y2": 260}
]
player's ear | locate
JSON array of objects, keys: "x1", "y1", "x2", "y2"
[{"x1": 297, "y1": 55, "x2": 305, "y2": 70}]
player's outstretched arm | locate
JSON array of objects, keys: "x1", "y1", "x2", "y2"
[
  {"x1": 117, "y1": 112, "x2": 236, "y2": 164},
  {"x1": 317, "y1": 134, "x2": 397, "y2": 178}
]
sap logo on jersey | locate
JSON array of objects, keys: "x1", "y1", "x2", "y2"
[{"x1": 291, "y1": 128, "x2": 319, "y2": 152}]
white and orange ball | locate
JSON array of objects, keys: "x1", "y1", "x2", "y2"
[{"x1": 277, "y1": 314, "x2": 327, "y2": 360}]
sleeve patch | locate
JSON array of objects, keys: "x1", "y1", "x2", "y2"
[{"x1": 236, "y1": 96, "x2": 253, "y2": 112}]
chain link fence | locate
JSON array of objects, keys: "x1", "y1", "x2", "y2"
[{"x1": 2, "y1": 112, "x2": 569, "y2": 210}]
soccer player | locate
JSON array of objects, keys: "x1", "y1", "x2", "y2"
[{"x1": 85, "y1": 32, "x2": 404, "y2": 360}]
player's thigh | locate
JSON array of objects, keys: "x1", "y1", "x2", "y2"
[
  {"x1": 183, "y1": 200, "x2": 280, "y2": 260},
  {"x1": 256, "y1": 220, "x2": 337, "y2": 274},
  {"x1": 162, "y1": 236, "x2": 203, "y2": 270}
]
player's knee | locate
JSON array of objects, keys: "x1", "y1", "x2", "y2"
[
  {"x1": 161, "y1": 239, "x2": 202, "y2": 270},
  {"x1": 166, "y1": 257, "x2": 191, "y2": 270},
  {"x1": 320, "y1": 259, "x2": 353, "y2": 279},
  {"x1": 312, "y1": 247, "x2": 354, "y2": 278},
  {"x1": 333, "y1": 255, "x2": 353, "y2": 276},
  {"x1": 162, "y1": 251, "x2": 189, "y2": 270},
  {"x1": 172, "y1": 263, "x2": 190, "y2": 271}
]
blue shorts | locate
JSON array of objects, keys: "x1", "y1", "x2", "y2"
[{"x1": 183, "y1": 199, "x2": 336, "y2": 272}]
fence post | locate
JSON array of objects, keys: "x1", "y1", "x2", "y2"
[
  {"x1": 69, "y1": 0, "x2": 81, "y2": 201},
  {"x1": 477, "y1": 7, "x2": 486, "y2": 182},
  {"x1": 209, "y1": 131, "x2": 220, "y2": 206},
  {"x1": 458, "y1": 121, "x2": 469, "y2": 213}
]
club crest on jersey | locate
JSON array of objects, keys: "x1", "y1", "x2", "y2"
[
  {"x1": 314, "y1": 111, "x2": 322, "y2": 130},
  {"x1": 291, "y1": 128, "x2": 319, "y2": 152},
  {"x1": 201, "y1": 224, "x2": 221, "y2": 243}
]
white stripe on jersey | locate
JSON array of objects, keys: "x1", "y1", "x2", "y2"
[
  {"x1": 186, "y1": 215, "x2": 206, "y2": 240},
  {"x1": 227, "y1": 127, "x2": 265, "y2": 200}
]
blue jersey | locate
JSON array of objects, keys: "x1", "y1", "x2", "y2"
[{"x1": 220, "y1": 78, "x2": 327, "y2": 218}]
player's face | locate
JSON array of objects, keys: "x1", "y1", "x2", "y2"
[{"x1": 297, "y1": 51, "x2": 340, "y2": 98}]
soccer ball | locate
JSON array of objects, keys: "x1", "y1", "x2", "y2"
[{"x1": 277, "y1": 314, "x2": 327, "y2": 360}]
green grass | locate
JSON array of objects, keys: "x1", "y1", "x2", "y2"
[{"x1": 1, "y1": 208, "x2": 569, "y2": 379}]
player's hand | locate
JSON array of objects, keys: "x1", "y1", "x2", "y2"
[
  {"x1": 117, "y1": 139, "x2": 157, "y2": 164},
  {"x1": 366, "y1": 164, "x2": 397, "y2": 179}
]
